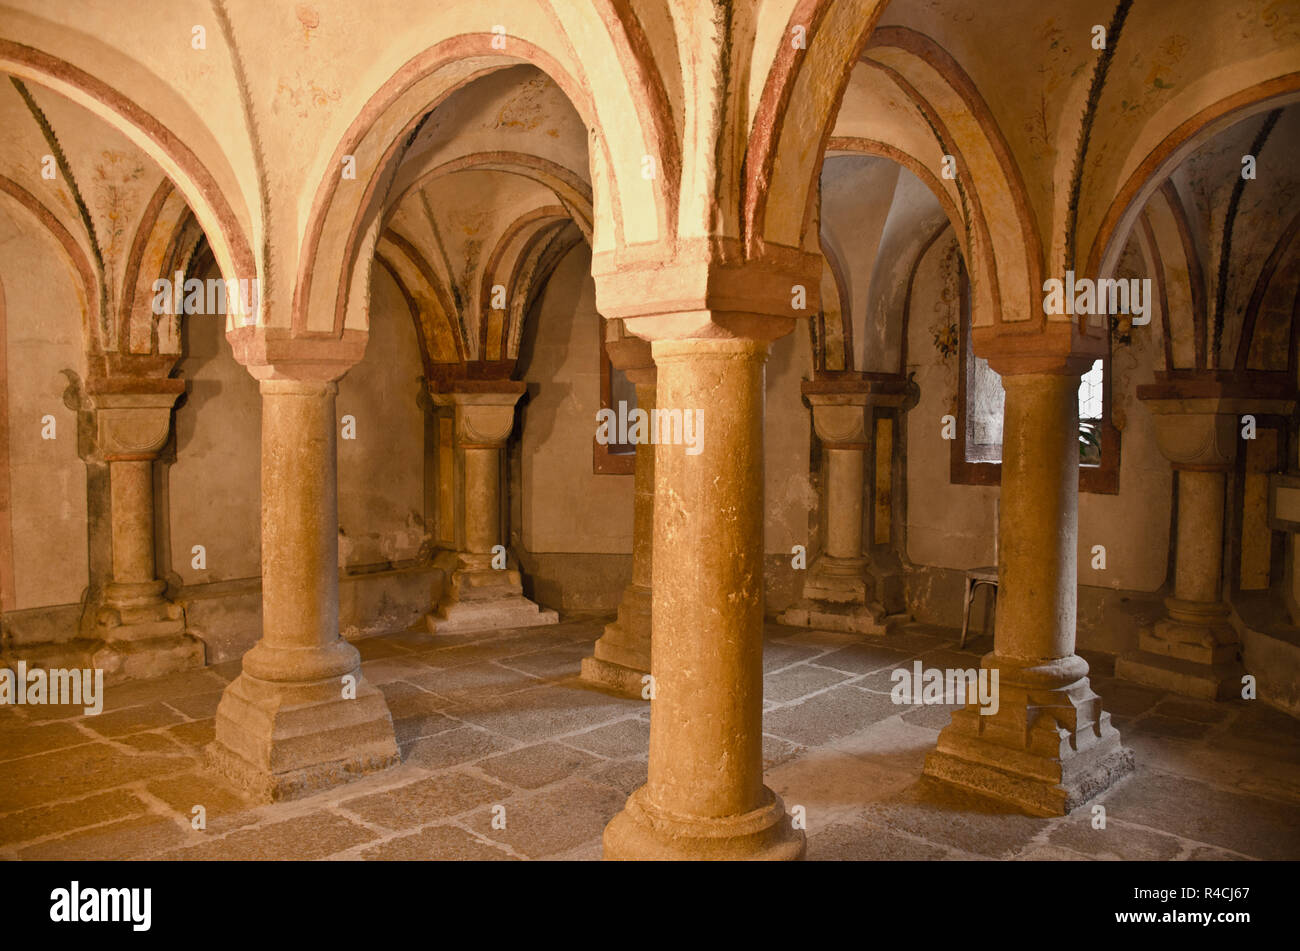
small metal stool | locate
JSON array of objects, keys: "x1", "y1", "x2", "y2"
[{"x1": 960, "y1": 567, "x2": 998, "y2": 648}]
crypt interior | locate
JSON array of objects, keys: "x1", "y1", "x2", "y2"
[{"x1": 0, "y1": 0, "x2": 1299, "y2": 861}]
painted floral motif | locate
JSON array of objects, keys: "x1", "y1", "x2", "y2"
[
  {"x1": 90, "y1": 148, "x2": 146, "y2": 291},
  {"x1": 276, "y1": 73, "x2": 341, "y2": 119}
]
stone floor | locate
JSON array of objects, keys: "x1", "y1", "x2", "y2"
[{"x1": 2, "y1": 617, "x2": 1298, "y2": 860}]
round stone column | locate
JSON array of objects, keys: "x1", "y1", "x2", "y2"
[
  {"x1": 242, "y1": 380, "x2": 356, "y2": 682},
  {"x1": 824, "y1": 447, "x2": 864, "y2": 559},
  {"x1": 924, "y1": 349, "x2": 1132, "y2": 817},
  {"x1": 210, "y1": 366, "x2": 399, "y2": 801},
  {"x1": 582, "y1": 336, "x2": 657, "y2": 696},
  {"x1": 1172, "y1": 468, "x2": 1229, "y2": 602},
  {"x1": 994, "y1": 372, "x2": 1081, "y2": 663},
  {"x1": 109, "y1": 460, "x2": 157, "y2": 587},
  {"x1": 603, "y1": 337, "x2": 804, "y2": 860}
]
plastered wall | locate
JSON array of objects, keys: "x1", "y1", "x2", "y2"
[
  {"x1": 0, "y1": 203, "x2": 89, "y2": 613},
  {"x1": 337, "y1": 266, "x2": 427, "y2": 569}
]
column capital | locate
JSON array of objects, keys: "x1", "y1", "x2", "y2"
[
  {"x1": 226, "y1": 326, "x2": 367, "y2": 382},
  {"x1": 593, "y1": 239, "x2": 821, "y2": 344},
  {"x1": 431, "y1": 381, "x2": 525, "y2": 448},
  {"x1": 806, "y1": 394, "x2": 868, "y2": 446},
  {"x1": 1141, "y1": 403, "x2": 1240, "y2": 469},
  {"x1": 802, "y1": 376, "x2": 909, "y2": 446},
  {"x1": 89, "y1": 385, "x2": 184, "y2": 460},
  {"x1": 972, "y1": 322, "x2": 1105, "y2": 377},
  {"x1": 1137, "y1": 389, "x2": 1295, "y2": 469},
  {"x1": 1136, "y1": 376, "x2": 1296, "y2": 416}
]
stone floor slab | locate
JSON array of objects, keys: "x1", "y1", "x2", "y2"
[
  {"x1": 479, "y1": 742, "x2": 602, "y2": 789},
  {"x1": 340, "y1": 770, "x2": 512, "y2": 831},
  {"x1": 360, "y1": 824, "x2": 517, "y2": 860}
]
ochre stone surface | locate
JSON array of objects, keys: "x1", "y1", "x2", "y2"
[{"x1": 604, "y1": 337, "x2": 804, "y2": 860}]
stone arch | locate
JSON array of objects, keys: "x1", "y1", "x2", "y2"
[
  {"x1": 1085, "y1": 78, "x2": 1300, "y2": 283},
  {"x1": 296, "y1": 21, "x2": 672, "y2": 341},
  {"x1": 827, "y1": 59, "x2": 1000, "y2": 337},
  {"x1": 817, "y1": 143, "x2": 968, "y2": 375},
  {"x1": 387, "y1": 152, "x2": 593, "y2": 246},
  {"x1": 1237, "y1": 208, "x2": 1300, "y2": 375},
  {"x1": 854, "y1": 27, "x2": 1042, "y2": 330},
  {"x1": 0, "y1": 174, "x2": 98, "y2": 347},
  {"x1": 815, "y1": 232, "x2": 852, "y2": 373},
  {"x1": 1101, "y1": 101, "x2": 1300, "y2": 377},
  {"x1": 743, "y1": 0, "x2": 890, "y2": 257},
  {"x1": 488, "y1": 212, "x2": 586, "y2": 364},
  {"x1": 114, "y1": 179, "x2": 206, "y2": 365},
  {"x1": 0, "y1": 38, "x2": 257, "y2": 313},
  {"x1": 375, "y1": 229, "x2": 468, "y2": 372},
  {"x1": 477, "y1": 205, "x2": 571, "y2": 362},
  {"x1": 1138, "y1": 182, "x2": 1208, "y2": 372}
]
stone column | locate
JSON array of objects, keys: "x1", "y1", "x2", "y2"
[
  {"x1": 1118, "y1": 392, "x2": 1291, "y2": 698},
  {"x1": 779, "y1": 379, "x2": 907, "y2": 634},
  {"x1": 603, "y1": 336, "x2": 804, "y2": 860},
  {"x1": 582, "y1": 337, "x2": 656, "y2": 696},
  {"x1": 924, "y1": 345, "x2": 1132, "y2": 816},
  {"x1": 90, "y1": 383, "x2": 204, "y2": 681},
  {"x1": 210, "y1": 360, "x2": 399, "y2": 801},
  {"x1": 428, "y1": 385, "x2": 557, "y2": 634}
]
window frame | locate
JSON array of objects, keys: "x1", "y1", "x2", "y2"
[{"x1": 593, "y1": 328, "x2": 636, "y2": 475}]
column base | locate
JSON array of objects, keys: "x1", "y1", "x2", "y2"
[
  {"x1": 428, "y1": 555, "x2": 558, "y2": 635},
  {"x1": 778, "y1": 599, "x2": 898, "y2": 635},
  {"x1": 92, "y1": 635, "x2": 205, "y2": 683},
  {"x1": 580, "y1": 655, "x2": 648, "y2": 698},
  {"x1": 922, "y1": 657, "x2": 1134, "y2": 816},
  {"x1": 777, "y1": 556, "x2": 905, "y2": 635},
  {"x1": 97, "y1": 584, "x2": 186, "y2": 638},
  {"x1": 1115, "y1": 609, "x2": 1245, "y2": 700},
  {"x1": 102, "y1": 579, "x2": 171, "y2": 611},
  {"x1": 207, "y1": 670, "x2": 399, "y2": 802},
  {"x1": 603, "y1": 785, "x2": 806, "y2": 861},
  {"x1": 427, "y1": 595, "x2": 559, "y2": 635},
  {"x1": 1116, "y1": 650, "x2": 1245, "y2": 700},
  {"x1": 0, "y1": 636, "x2": 206, "y2": 684},
  {"x1": 923, "y1": 734, "x2": 1134, "y2": 818},
  {"x1": 580, "y1": 586, "x2": 651, "y2": 698},
  {"x1": 93, "y1": 592, "x2": 204, "y2": 681}
]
